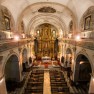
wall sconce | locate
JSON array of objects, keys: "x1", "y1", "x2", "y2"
[
  {"x1": 13, "y1": 35, "x2": 21, "y2": 51},
  {"x1": 75, "y1": 35, "x2": 81, "y2": 41},
  {"x1": 14, "y1": 35, "x2": 20, "y2": 41},
  {"x1": 74, "y1": 35, "x2": 81, "y2": 52}
]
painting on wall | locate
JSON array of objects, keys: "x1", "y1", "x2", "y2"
[
  {"x1": 84, "y1": 15, "x2": 91, "y2": 30},
  {"x1": 38, "y1": 6, "x2": 56, "y2": 13},
  {"x1": 4, "y1": 16, "x2": 10, "y2": 30}
]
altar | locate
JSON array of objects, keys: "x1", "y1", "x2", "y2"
[{"x1": 42, "y1": 56, "x2": 51, "y2": 63}]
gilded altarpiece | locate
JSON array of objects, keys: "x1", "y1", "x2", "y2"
[{"x1": 36, "y1": 23, "x2": 57, "y2": 58}]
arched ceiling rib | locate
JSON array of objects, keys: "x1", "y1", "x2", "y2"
[
  {"x1": 23, "y1": 13, "x2": 70, "y2": 33},
  {"x1": 26, "y1": 14, "x2": 66, "y2": 35},
  {"x1": 22, "y1": 3, "x2": 73, "y2": 29},
  {"x1": 18, "y1": 2, "x2": 74, "y2": 34}
]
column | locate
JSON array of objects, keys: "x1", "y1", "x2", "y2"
[
  {"x1": 0, "y1": 56, "x2": 7, "y2": 94},
  {"x1": 18, "y1": 48, "x2": 23, "y2": 81},
  {"x1": 0, "y1": 77, "x2": 7, "y2": 94},
  {"x1": 89, "y1": 76, "x2": 94, "y2": 93}
]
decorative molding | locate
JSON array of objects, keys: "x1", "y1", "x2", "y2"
[
  {"x1": 38, "y1": 6, "x2": 56, "y2": 13},
  {"x1": 81, "y1": 49, "x2": 86, "y2": 52},
  {"x1": 9, "y1": 50, "x2": 14, "y2": 54},
  {"x1": 18, "y1": 47, "x2": 22, "y2": 53},
  {"x1": 63, "y1": 39, "x2": 94, "y2": 50},
  {"x1": 78, "y1": 49, "x2": 89, "y2": 57},
  {"x1": 0, "y1": 39, "x2": 31, "y2": 53}
]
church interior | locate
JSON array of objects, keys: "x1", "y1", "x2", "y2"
[{"x1": 0, "y1": 0, "x2": 94, "y2": 94}]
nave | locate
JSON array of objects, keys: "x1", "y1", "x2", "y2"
[
  {"x1": 22, "y1": 66, "x2": 70, "y2": 94},
  {"x1": 7, "y1": 61, "x2": 88, "y2": 94}
]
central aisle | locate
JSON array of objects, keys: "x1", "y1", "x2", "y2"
[{"x1": 43, "y1": 69, "x2": 51, "y2": 94}]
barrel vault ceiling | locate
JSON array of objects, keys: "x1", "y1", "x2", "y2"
[{"x1": 1, "y1": 0, "x2": 94, "y2": 36}]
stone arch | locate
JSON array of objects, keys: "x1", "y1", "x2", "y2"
[
  {"x1": 4, "y1": 54, "x2": 20, "y2": 92},
  {"x1": 27, "y1": 14, "x2": 66, "y2": 35},
  {"x1": 75, "y1": 49, "x2": 93, "y2": 69},
  {"x1": 74, "y1": 53, "x2": 92, "y2": 91},
  {"x1": 2, "y1": 52, "x2": 19, "y2": 75}
]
